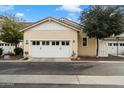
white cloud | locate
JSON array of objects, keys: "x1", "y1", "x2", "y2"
[
  {"x1": 0, "y1": 5, "x2": 14, "y2": 12},
  {"x1": 15, "y1": 13, "x2": 25, "y2": 17},
  {"x1": 56, "y1": 5, "x2": 82, "y2": 13},
  {"x1": 56, "y1": 5, "x2": 82, "y2": 22},
  {"x1": 66, "y1": 13, "x2": 79, "y2": 22}
]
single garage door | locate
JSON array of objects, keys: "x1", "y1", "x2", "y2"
[{"x1": 30, "y1": 40, "x2": 72, "y2": 58}]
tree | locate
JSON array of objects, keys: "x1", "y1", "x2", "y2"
[
  {"x1": 80, "y1": 5, "x2": 124, "y2": 57},
  {"x1": 0, "y1": 14, "x2": 24, "y2": 48}
]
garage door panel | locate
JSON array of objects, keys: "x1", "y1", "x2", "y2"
[{"x1": 30, "y1": 40, "x2": 71, "y2": 58}]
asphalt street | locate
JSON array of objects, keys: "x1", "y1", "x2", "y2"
[
  {"x1": 0, "y1": 62, "x2": 123, "y2": 75},
  {"x1": 0, "y1": 83, "x2": 124, "y2": 88}
]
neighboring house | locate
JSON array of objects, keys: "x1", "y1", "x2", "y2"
[
  {"x1": 99, "y1": 35, "x2": 124, "y2": 57},
  {"x1": 21, "y1": 17, "x2": 97, "y2": 58},
  {"x1": 0, "y1": 41, "x2": 15, "y2": 54},
  {"x1": 0, "y1": 15, "x2": 33, "y2": 54}
]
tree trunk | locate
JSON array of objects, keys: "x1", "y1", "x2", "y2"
[{"x1": 96, "y1": 38, "x2": 99, "y2": 57}]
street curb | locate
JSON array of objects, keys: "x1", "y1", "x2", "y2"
[{"x1": 0, "y1": 59, "x2": 124, "y2": 63}]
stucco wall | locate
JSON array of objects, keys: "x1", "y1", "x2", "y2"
[
  {"x1": 23, "y1": 21, "x2": 78, "y2": 57},
  {"x1": 78, "y1": 31, "x2": 97, "y2": 57}
]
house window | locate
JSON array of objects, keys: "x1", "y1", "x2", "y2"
[
  {"x1": 11, "y1": 44, "x2": 15, "y2": 46},
  {"x1": 42, "y1": 41, "x2": 45, "y2": 45},
  {"x1": 82, "y1": 37, "x2": 88, "y2": 46},
  {"x1": 113, "y1": 43, "x2": 118, "y2": 46},
  {"x1": 52, "y1": 41, "x2": 55, "y2": 45},
  {"x1": 32, "y1": 41, "x2": 35, "y2": 45},
  {"x1": 32, "y1": 41, "x2": 40, "y2": 45},
  {"x1": 120, "y1": 43, "x2": 123, "y2": 46},
  {"x1": 36, "y1": 41, "x2": 40, "y2": 45},
  {"x1": 1, "y1": 43, "x2": 4, "y2": 46},
  {"x1": 0, "y1": 43, "x2": 3, "y2": 46},
  {"x1": 66, "y1": 41, "x2": 69, "y2": 46},
  {"x1": 108, "y1": 43, "x2": 112, "y2": 46},
  {"x1": 46, "y1": 41, "x2": 49, "y2": 45},
  {"x1": 62, "y1": 41, "x2": 65, "y2": 45},
  {"x1": 41, "y1": 41, "x2": 49, "y2": 45},
  {"x1": 120, "y1": 43, "x2": 124, "y2": 46},
  {"x1": 5, "y1": 44, "x2": 9, "y2": 46},
  {"x1": 56, "y1": 41, "x2": 59, "y2": 45}
]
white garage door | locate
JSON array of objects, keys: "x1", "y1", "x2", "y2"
[
  {"x1": 99, "y1": 40, "x2": 124, "y2": 57},
  {"x1": 107, "y1": 41, "x2": 124, "y2": 55},
  {"x1": 30, "y1": 40, "x2": 72, "y2": 58}
]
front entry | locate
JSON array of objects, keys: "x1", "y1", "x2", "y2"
[{"x1": 30, "y1": 40, "x2": 72, "y2": 58}]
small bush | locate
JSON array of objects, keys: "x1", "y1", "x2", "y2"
[
  {"x1": 0, "y1": 48, "x2": 3, "y2": 56},
  {"x1": 14, "y1": 47, "x2": 23, "y2": 55},
  {"x1": 23, "y1": 57, "x2": 29, "y2": 60}
]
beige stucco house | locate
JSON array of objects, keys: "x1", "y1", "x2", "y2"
[{"x1": 21, "y1": 17, "x2": 97, "y2": 58}]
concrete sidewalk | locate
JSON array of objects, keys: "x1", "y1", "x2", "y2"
[{"x1": 0, "y1": 75, "x2": 124, "y2": 85}]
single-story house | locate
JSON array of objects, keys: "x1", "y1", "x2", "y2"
[
  {"x1": 21, "y1": 17, "x2": 124, "y2": 58},
  {"x1": 21, "y1": 17, "x2": 97, "y2": 58}
]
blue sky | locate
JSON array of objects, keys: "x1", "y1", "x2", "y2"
[{"x1": 0, "y1": 5, "x2": 89, "y2": 22}]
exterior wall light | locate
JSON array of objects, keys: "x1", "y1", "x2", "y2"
[
  {"x1": 73, "y1": 40, "x2": 75, "y2": 43},
  {"x1": 25, "y1": 51, "x2": 29, "y2": 55}
]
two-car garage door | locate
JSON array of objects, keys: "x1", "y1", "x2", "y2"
[
  {"x1": 99, "y1": 40, "x2": 124, "y2": 57},
  {"x1": 30, "y1": 40, "x2": 72, "y2": 58}
]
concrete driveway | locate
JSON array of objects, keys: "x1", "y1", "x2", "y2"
[
  {"x1": 30, "y1": 58, "x2": 71, "y2": 62},
  {"x1": 0, "y1": 62, "x2": 124, "y2": 76}
]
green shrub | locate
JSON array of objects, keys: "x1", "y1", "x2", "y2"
[
  {"x1": 0, "y1": 48, "x2": 3, "y2": 56},
  {"x1": 14, "y1": 47, "x2": 23, "y2": 55}
]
